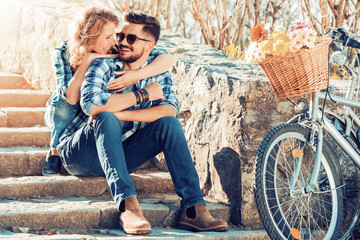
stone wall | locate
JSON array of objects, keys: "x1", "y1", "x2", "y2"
[{"x1": 0, "y1": 0, "x2": 295, "y2": 228}]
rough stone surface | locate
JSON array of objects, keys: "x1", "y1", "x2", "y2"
[
  {"x1": 0, "y1": 72, "x2": 31, "y2": 89},
  {"x1": 0, "y1": 171, "x2": 175, "y2": 200},
  {"x1": 0, "y1": 228, "x2": 270, "y2": 240},
  {"x1": 0, "y1": 148, "x2": 46, "y2": 176},
  {"x1": 0, "y1": 0, "x2": 299, "y2": 229},
  {"x1": 0, "y1": 127, "x2": 50, "y2": 148},
  {"x1": 157, "y1": 35, "x2": 296, "y2": 227},
  {"x1": 0, "y1": 196, "x2": 231, "y2": 230},
  {"x1": 1, "y1": 107, "x2": 46, "y2": 127},
  {"x1": 0, "y1": 90, "x2": 51, "y2": 108}
]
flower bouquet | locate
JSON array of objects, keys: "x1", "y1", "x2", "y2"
[{"x1": 246, "y1": 22, "x2": 331, "y2": 99}]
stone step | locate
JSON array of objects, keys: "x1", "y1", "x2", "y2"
[
  {"x1": 0, "y1": 127, "x2": 50, "y2": 148},
  {"x1": 0, "y1": 196, "x2": 232, "y2": 231},
  {"x1": 0, "y1": 171, "x2": 175, "y2": 200},
  {"x1": 0, "y1": 107, "x2": 46, "y2": 127},
  {"x1": 0, "y1": 147, "x2": 155, "y2": 177},
  {"x1": 0, "y1": 72, "x2": 32, "y2": 89},
  {"x1": 0, "y1": 147, "x2": 47, "y2": 176},
  {"x1": 0, "y1": 89, "x2": 50, "y2": 108},
  {"x1": 0, "y1": 228, "x2": 270, "y2": 240}
]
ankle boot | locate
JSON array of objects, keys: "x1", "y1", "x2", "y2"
[
  {"x1": 119, "y1": 196, "x2": 152, "y2": 235},
  {"x1": 179, "y1": 204, "x2": 228, "y2": 232}
]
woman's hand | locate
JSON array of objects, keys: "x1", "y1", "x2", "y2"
[{"x1": 107, "y1": 70, "x2": 141, "y2": 92}]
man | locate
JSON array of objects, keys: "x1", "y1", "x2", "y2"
[{"x1": 57, "y1": 10, "x2": 228, "y2": 235}]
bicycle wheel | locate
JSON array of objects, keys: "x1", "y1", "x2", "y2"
[
  {"x1": 253, "y1": 123, "x2": 343, "y2": 240},
  {"x1": 325, "y1": 115, "x2": 360, "y2": 240}
]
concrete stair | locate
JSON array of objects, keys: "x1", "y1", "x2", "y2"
[
  {"x1": 0, "y1": 229, "x2": 270, "y2": 240},
  {"x1": 0, "y1": 72, "x2": 32, "y2": 89},
  {"x1": 0, "y1": 107, "x2": 46, "y2": 127},
  {"x1": 0, "y1": 89, "x2": 51, "y2": 108},
  {"x1": 0, "y1": 72, "x2": 269, "y2": 239}
]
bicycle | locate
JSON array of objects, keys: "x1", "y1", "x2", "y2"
[{"x1": 253, "y1": 28, "x2": 360, "y2": 240}]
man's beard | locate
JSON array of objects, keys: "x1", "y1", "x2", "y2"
[{"x1": 118, "y1": 45, "x2": 144, "y2": 63}]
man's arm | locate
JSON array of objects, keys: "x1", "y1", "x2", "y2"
[
  {"x1": 114, "y1": 105, "x2": 176, "y2": 122},
  {"x1": 90, "y1": 82, "x2": 165, "y2": 116},
  {"x1": 113, "y1": 71, "x2": 179, "y2": 122},
  {"x1": 81, "y1": 58, "x2": 164, "y2": 116}
]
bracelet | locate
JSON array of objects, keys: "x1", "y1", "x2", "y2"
[
  {"x1": 133, "y1": 90, "x2": 141, "y2": 105},
  {"x1": 139, "y1": 89, "x2": 149, "y2": 102}
]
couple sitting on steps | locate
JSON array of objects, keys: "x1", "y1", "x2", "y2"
[{"x1": 42, "y1": 6, "x2": 228, "y2": 235}]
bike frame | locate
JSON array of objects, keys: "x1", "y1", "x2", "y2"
[
  {"x1": 289, "y1": 52, "x2": 360, "y2": 193},
  {"x1": 304, "y1": 67, "x2": 360, "y2": 191}
]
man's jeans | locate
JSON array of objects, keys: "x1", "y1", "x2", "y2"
[
  {"x1": 58, "y1": 112, "x2": 205, "y2": 211},
  {"x1": 44, "y1": 92, "x2": 79, "y2": 148}
]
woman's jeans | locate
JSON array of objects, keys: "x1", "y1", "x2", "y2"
[
  {"x1": 44, "y1": 92, "x2": 79, "y2": 148},
  {"x1": 57, "y1": 112, "x2": 205, "y2": 211}
]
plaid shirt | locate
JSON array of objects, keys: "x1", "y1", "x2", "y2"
[
  {"x1": 53, "y1": 42, "x2": 178, "y2": 146},
  {"x1": 51, "y1": 41, "x2": 88, "y2": 147},
  {"x1": 51, "y1": 41, "x2": 74, "y2": 101},
  {"x1": 81, "y1": 57, "x2": 179, "y2": 141}
]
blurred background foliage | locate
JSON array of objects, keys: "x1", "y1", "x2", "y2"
[{"x1": 97, "y1": 0, "x2": 360, "y2": 76}]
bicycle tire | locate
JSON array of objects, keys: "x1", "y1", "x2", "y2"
[
  {"x1": 325, "y1": 115, "x2": 360, "y2": 240},
  {"x1": 290, "y1": 112, "x2": 360, "y2": 239},
  {"x1": 253, "y1": 123, "x2": 343, "y2": 240}
]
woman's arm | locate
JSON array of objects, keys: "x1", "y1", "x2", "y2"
[
  {"x1": 138, "y1": 53, "x2": 176, "y2": 79},
  {"x1": 107, "y1": 53, "x2": 176, "y2": 92},
  {"x1": 66, "y1": 53, "x2": 117, "y2": 105}
]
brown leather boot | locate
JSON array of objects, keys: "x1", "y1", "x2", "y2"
[
  {"x1": 179, "y1": 204, "x2": 228, "y2": 232},
  {"x1": 119, "y1": 196, "x2": 152, "y2": 235}
]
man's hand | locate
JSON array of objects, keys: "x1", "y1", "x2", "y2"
[
  {"x1": 144, "y1": 82, "x2": 164, "y2": 101},
  {"x1": 87, "y1": 115, "x2": 96, "y2": 125},
  {"x1": 107, "y1": 71, "x2": 140, "y2": 93}
]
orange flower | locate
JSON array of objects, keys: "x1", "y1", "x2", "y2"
[{"x1": 250, "y1": 23, "x2": 267, "y2": 43}]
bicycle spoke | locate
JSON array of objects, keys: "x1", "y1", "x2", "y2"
[{"x1": 255, "y1": 124, "x2": 342, "y2": 240}]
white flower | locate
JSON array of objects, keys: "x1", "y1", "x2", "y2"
[
  {"x1": 289, "y1": 35, "x2": 303, "y2": 51},
  {"x1": 245, "y1": 42, "x2": 260, "y2": 62},
  {"x1": 253, "y1": 50, "x2": 266, "y2": 61}
]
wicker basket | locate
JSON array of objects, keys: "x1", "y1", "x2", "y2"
[{"x1": 257, "y1": 40, "x2": 331, "y2": 99}]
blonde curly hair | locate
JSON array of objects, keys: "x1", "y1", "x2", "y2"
[{"x1": 68, "y1": 7, "x2": 119, "y2": 70}]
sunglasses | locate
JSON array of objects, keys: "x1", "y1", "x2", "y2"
[{"x1": 116, "y1": 32, "x2": 152, "y2": 45}]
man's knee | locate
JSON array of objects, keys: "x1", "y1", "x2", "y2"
[
  {"x1": 94, "y1": 112, "x2": 121, "y2": 129},
  {"x1": 156, "y1": 116, "x2": 182, "y2": 131}
]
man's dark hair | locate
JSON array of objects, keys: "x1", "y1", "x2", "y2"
[{"x1": 123, "y1": 10, "x2": 160, "y2": 43}]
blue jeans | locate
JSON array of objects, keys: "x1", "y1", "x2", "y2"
[
  {"x1": 44, "y1": 92, "x2": 79, "y2": 148},
  {"x1": 57, "y1": 112, "x2": 205, "y2": 211}
]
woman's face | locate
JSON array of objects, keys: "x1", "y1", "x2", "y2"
[{"x1": 91, "y1": 21, "x2": 117, "y2": 54}]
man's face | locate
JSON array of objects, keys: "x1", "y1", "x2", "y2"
[{"x1": 117, "y1": 23, "x2": 154, "y2": 63}]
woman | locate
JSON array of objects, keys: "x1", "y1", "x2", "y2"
[{"x1": 42, "y1": 7, "x2": 176, "y2": 175}]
